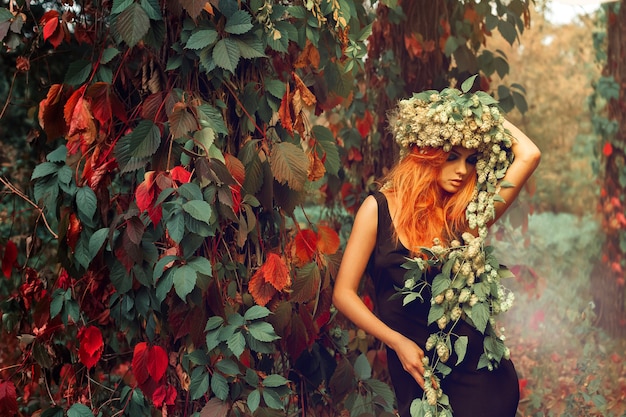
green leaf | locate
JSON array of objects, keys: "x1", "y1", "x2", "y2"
[
  {"x1": 190, "y1": 368, "x2": 210, "y2": 400},
  {"x1": 226, "y1": 331, "x2": 245, "y2": 358},
  {"x1": 67, "y1": 404, "x2": 94, "y2": 417},
  {"x1": 187, "y1": 256, "x2": 213, "y2": 276},
  {"x1": 427, "y1": 303, "x2": 444, "y2": 326},
  {"x1": 173, "y1": 265, "x2": 197, "y2": 300},
  {"x1": 101, "y1": 47, "x2": 120, "y2": 64},
  {"x1": 431, "y1": 273, "x2": 451, "y2": 297},
  {"x1": 182, "y1": 200, "x2": 213, "y2": 223},
  {"x1": 140, "y1": 0, "x2": 162, "y2": 20},
  {"x1": 211, "y1": 372, "x2": 229, "y2": 401},
  {"x1": 247, "y1": 389, "x2": 261, "y2": 413},
  {"x1": 213, "y1": 38, "x2": 240, "y2": 73},
  {"x1": 461, "y1": 75, "x2": 478, "y2": 93},
  {"x1": 111, "y1": 0, "x2": 134, "y2": 14},
  {"x1": 224, "y1": 10, "x2": 253, "y2": 35},
  {"x1": 76, "y1": 186, "x2": 97, "y2": 222},
  {"x1": 269, "y1": 142, "x2": 308, "y2": 191},
  {"x1": 116, "y1": 3, "x2": 150, "y2": 47},
  {"x1": 205, "y1": 316, "x2": 224, "y2": 331},
  {"x1": 215, "y1": 358, "x2": 240, "y2": 376},
  {"x1": 497, "y1": 19, "x2": 517, "y2": 45},
  {"x1": 262, "y1": 388, "x2": 284, "y2": 410},
  {"x1": 265, "y1": 79, "x2": 285, "y2": 99},
  {"x1": 471, "y1": 302, "x2": 490, "y2": 333},
  {"x1": 454, "y1": 336, "x2": 468, "y2": 365},
  {"x1": 244, "y1": 305, "x2": 270, "y2": 321},
  {"x1": 132, "y1": 120, "x2": 161, "y2": 158},
  {"x1": 166, "y1": 211, "x2": 185, "y2": 243},
  {"x1": 32, "y1": 162, "x2": 59, "y2": 180},
  {"x1": 262, "y1": 374, "x2": 288, "y2": 388},
  {"x1": 247, "y1": 321, "x2": 280, "y2": 342},
  {"x1": 88, "y1": 228, "x2": 109, "y2": 259},
  {"x1": 186, "y1": 29, "x2": 218, "y2": 50},
  {"x1": 354, "y1": 353, "x2": 371, "y2": 380},
  {"x1": 64, "y1": 60, "x2": 92, "y2": 86},
  {"x1": 234, "y1": 37, "x2": 266, "y2": 59}
]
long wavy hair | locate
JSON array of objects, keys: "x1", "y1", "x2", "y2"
[{"x1": 381, "y1": 146, "x2": 477, "y2": 254}]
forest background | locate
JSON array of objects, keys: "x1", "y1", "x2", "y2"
[{"x1": 0, "y1": 0, "x2": 624, "y2": 417}]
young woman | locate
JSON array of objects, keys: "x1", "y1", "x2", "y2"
[{"x1": 332, "y1": 91, "x2": 541, "y2": 417}]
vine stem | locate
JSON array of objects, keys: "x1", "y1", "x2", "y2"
[
  {"x1": 0, "y1": 71, "x2": 18, "y2": 120},
  {"x1": 0, "y1": 176, "x2": 59, "y2": 239}
]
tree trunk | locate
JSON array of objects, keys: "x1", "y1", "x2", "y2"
[
  {"x1": 366, "y1": 1, "x2": 451, "y2": 177},
  {"x1": 593, "y1": 0, "x2": 626, "y2": 337}
]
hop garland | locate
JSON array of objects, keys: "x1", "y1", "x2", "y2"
[
  {"x1": 388, "y1": 76, "x2": 515, "y2": 239},
  {"x1": 389, "y1": 77, "x2": 517, "y2": 417}
]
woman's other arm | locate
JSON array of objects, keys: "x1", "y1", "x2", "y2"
[
  {"x1": 490, "y1": 119, "x2": 541, "y2": 223},
  {"x1": 332, "y1": 195, "x2": 425, "y2": 387}
]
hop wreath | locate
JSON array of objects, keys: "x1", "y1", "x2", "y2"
[{"x1": 389, "y1": 76, "x2": 518, "y2": 417}]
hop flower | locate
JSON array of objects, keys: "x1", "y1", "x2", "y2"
[
  {"x1": 437, "y1": 315, "x2": 448, "y2": 330},
  {"x1": 425, "y1": 334, "x2": 437, "y2": 351},
  {"x1": 436, "y1": 341, "x2": 450, "y2": 362},
  {"x1": 458, "y1": 288, "x2": 471, "y2": 303}
]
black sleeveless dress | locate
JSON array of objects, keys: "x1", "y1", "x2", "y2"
[{"x1": 366, "y1": 191, "x2": 519, "y2": 417}]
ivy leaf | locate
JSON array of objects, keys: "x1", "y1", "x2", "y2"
[
  {"x1": 173, "y1": 265, "x2": 197, "y2": 300},
  {"x1": 64, "y1": 60, "x2": 92, "y2": 87},
  {"x1": 215, "y1": 358, "x2": 240, "y2": 376},
  {"x1": 131, "y1": 119, "x2": 161, "y2": 158},
  {"x1": 247, "y1": 389, "x2": 261, "y2": 413},
  {"x1": 76, "y1": 187, "x2": 98, "y2": 222},
  {"x1": 262, "y1": 388, "x2": 284, "y2": 410},
  {"x1": 269, "y1": 142, "x2": 308, "y2": 191},
  {"x1": 210, "y1": 372, "x2": 229, "y2": 401},
  {"x1": 88, "y1": 228, "x2": 109, "y2": 260},
  {"x1": 182, "y1": 200, "x2": 213, "y2": 224},
  {"x1": 234, "y1": 37, "x2": 266, "y2": 59},
  {"x1": 262, "y1": 374, "x2": 288, "y2": 388},
  {"x1": 111, "y1": 0, "x2": 133, "y2": 14},
  {"x1": 179, "y1": 0, "x2": 206, "y2": 20},
  {"x1": 354, "y1": 353, "x2": 372, "y2": 380},
  {"x1": 67, "y1": 403, "x2": 94, "y2": 417},
  {"x1": 0, "y1": 380, "x2": 18, "y2": 416},
  {"x1": 186, "y1": 29, "x2": 218, "y2": 50},
  {"x1": 213, "y1": 38, "x2": 240, "y2": 73},
  {"x1": 32, "y1": 162, "x2": 60, "y2": 180},
  {"x1": 224, "y1": 10, "x2": 253, "y2": 35},
  {"x1": 226, "y1": 331, "x2": 246, "y2": 358},
  {"x1": 199, "y1": 398, "x2": 230, "y2": 417},
  {"x1": 147, "y1": 345, "x2": 168, "y2": 381},
  {"x1": 291, "y1": 263, "x2": 320, "y2": 303},
  {"x1": 116, "y1": 3, "x2": 150, "y2": 47},
  {"x1": 189, "y1": 368, "x2": 210, "y2": 400},
  {"x1": 244, "y1": 305, "x2": 270, "y2": 321},
  {"x1": 140, "y1": 0, "x2": 162, "y2": 20},
  {"x1": 247, "y1": 321, "x2": 280, "y2": 342}
]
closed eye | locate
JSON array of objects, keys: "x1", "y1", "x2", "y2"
[{"x1": 467, "y1": 154, "x2": 478, "y2": 165}]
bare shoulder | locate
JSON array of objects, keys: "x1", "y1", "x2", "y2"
[{"x1": 349, "y1": 194, "x2": 379, "y2": 242}]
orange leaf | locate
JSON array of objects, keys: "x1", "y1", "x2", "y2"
[
  {"x1": 279, "y1": 84, "x2": 293, "y2": 135},
  {"x1": 295, "y1": 229, "x2": 317, "y2": 263},
  {"x1": 38, "y1": 84, "x2": 69, "y2": 141},
  {"x1": 355, "y1": 109, "x2": 373, "y2": 139},
  {"x1": 65, "y1": 86, "x2": 97, "y2": 148},
  {"x1": 263, "y1": 253, "x2": 291, "y2": 291},
  {"x1": 224, "y1": 153, "x2": 245, "y2": 185},
  {"x1": 249, "y1": 269, "x2": 277, "y2": 307},
  {"x1": 147, "y1": 345, "x2": 168, "y2": 382},
  {"x1": 67, "y1": 213, "x2": 82, "y2": 250},
  {"x1": 316, "y1": 225, "x2": 340, "y2": 255},
  {"x1": 293, "y1": 72, "x2": 316, "y2": 107},
  {"x1": 294, "y1": 40, "x2": 320, "y2": 70},
  {"x1": 78, "y1": 326, "x2": 103, "y2": 369}
]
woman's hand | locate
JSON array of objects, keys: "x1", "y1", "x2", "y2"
[{"x1": 389, "y1": 334, "x2": 426, "y2": 388}]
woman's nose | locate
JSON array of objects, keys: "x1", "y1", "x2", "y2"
[{"x1": 456, "y1": 161, "x2": 468, "y2": 176}]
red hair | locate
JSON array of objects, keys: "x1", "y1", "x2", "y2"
[{"x1": 382, "y1": 147, "x2": 476, "y2": 253}]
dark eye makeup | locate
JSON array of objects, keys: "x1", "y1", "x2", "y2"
[{"x1": 446, "y1": 152, "x2": 478, "y2": 165}]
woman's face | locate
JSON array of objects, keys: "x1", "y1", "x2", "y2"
[{"x1": 437, "y1": 147, "x2": 478, "y2": 194}]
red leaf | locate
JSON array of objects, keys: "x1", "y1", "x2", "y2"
[
  {"x1": 132, "y1": 342, "x2": 150, "y2": 385},
  {"x1": 87, "y1": 82, "x2": 127, "y2": 128},
  {"x1": 78, "y1": 326, "x2": 103, "y2": 369},
  {"x1": 147, "y1": 345, "x2": 168, "y2": 382},
  {"x1": 170, "y1": 166, "x2": 191, "y2": 184},
  {"x1": 316, "y1": 225, "x2": 339, "y2": 255},
  {"x1": 603, "y1": 142, "x2": 613, "y2": 157},
  {"x1": 136, "y1": 171, "x2": 157, "y2": 213},
  {"x1": 355, "y1": 110, "x2": 373, "y2": 139},
  {"x1": 248, "y1": 269, "x2": 277, "y2": 307},
  {"x1": 41, "y1": 10, "x2": 59, "y2": 42},
  {"x1": 0, "y1": 380, "x2": 17, "y2": 416},
  {"x1": 295, "y1": 229, "x2": 317, "y2": 263},
  {"x1": 2, "y1": 241, "x2": 17, "y2": 278},
  {"x1": 152, "y1": 384, "x2": 177, "y2": 407}
]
